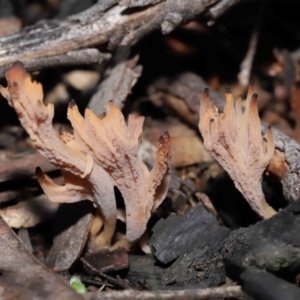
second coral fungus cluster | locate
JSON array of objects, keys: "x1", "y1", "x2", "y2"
[{"x1": 199, "y1": 84, "x2": 276, "y2": 219}]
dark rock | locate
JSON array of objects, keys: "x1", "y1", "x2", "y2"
[
  {"x1": 162, "y1": 246, "x2": 225, "y2": 288},
  {"x1": 149, "y1": 203, "x2": 231, "y2": 264}
]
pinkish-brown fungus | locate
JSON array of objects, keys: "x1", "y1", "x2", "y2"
[
  {"x1": 199, "y1": 84, "x2": 276, "y2": 219},
  {"x1": 0, "y1": 62, "x2": 172, "y2": 245}
]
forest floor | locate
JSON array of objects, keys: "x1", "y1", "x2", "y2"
[{"x1": 1, "y1": 1, "x2": 300, "y2": 299}]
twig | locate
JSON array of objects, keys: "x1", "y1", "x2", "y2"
[
  {"x1": 209, "y1": 0, "x2": 240, "y2": 19},
  {"x1": 0, "y1": 49, "x2": 111, "y2": 77},
  {"x1": 81, "y1": 276, "x2": 115, "y2": 289},
  {"x1": 84, "y1": 285, "x2": 243, "y2": 300},
  {"x1": 238, "y1": 29, "x2": 259, "y2": 86},
  {"x1": 0, "y1": 0, "x2": 239, "y2": 74},
  {"x1": 0, "y1": 2, "x2": 160, "y2": 70},
  {"x1": 237, "y1": 1, "x2": 266, "y2": 86},
  {"x1": 98, "y1": 272, "x2": 133, "y2": 290},
  {"x1": 88, "y1": 46, "x2": 142, "y2": 114},
  {"x1": 119, "y1": 0, "x2": 161, "y2": 6}
]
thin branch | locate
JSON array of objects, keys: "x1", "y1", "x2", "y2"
[
  {"x1": 84, "y1": 286, "x2": 243, "y2": 300},
  {"x1": 0, "y1": 0, "x2": 238, "y2": 74},
  {"x1": 238, "y1": 29, "x2": 259, "y2": 86},
  {"x1": 88, "y1": 46, "x2": 142, "y2": 114},
  {"x1": 209, "y1": 0, "x2": 240, "y2": 19},
  {"x1": 0, "y1": 49, "x2": 111, "y2": 77},
  {"x1": 98, "y1": 272, "x2": 133, "y2": 290}
]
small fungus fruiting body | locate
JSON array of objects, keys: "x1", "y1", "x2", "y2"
[
  {"x1": 0, "y1": 61, "x2": 171, "y2": 245},
  {"x1": 199, "y1": 84, "x2": 276, "y2": 219}
]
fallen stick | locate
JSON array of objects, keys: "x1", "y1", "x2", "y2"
[{"x1": 84, "y1": 285, "x2": 243, "y2": 300}]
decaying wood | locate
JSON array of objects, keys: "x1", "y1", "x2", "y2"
[
  {"x1": 125, "y1": 255, "x2": 164, "y2": 290},
  {"x1": 0, "y1": 216, "x2": 84, "y2": 300},
  {"x1": 241, "y1": 269, "x2": 300, "y2": 300},
  {"x1": 88, "y1": 46, "x2": 142, "y2": 115},
  {"x1": 84, "y1": 285, "x2": 243, "y2": 300},
  {"x1": 162, "y1": 246, "x2": 226, "y2": 287},
  {"x1": 45, "y1": 201, "x2": 93, "y2": 272},
  {"x1": 81, "y1": 247, "x2": 129, "y2": 273},
  {"x1": 0, "y1": 49, "x2": 111, "y2": 77},
  {"x1": 148, "y1": 72, "x2": 225, "y2": 119},
  {"x1": 0, "y1": 0, "x2": 239, "y2": 75},
  {"x1": 0, "y1": 1, "x2": 157, "y2": 73},
  {"x1": 120, "y1": 0, "x2": 240, "y2": 22},
  {"x1": 222, "y1": 199, "x2": 300, "y2": 280},
  {"x1": 149, "y1": 203, "x2": 230, "y2": 264},
  {"x1": 149, "y1": 72, "x2": 300, "y2": 202},
  {"x1": 209, "y1": 0, "x2": 240, "y2": 19},
  {"x1": 261, "y1": 124, "x2": 300, "y2": 203},
  {"x1": 119, "y1": 0, "x2": 161, "y2": 6}
]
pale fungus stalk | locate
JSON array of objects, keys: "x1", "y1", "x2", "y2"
[{"x1": 199, "y1": 84, "x2": 276, "y2": 219}]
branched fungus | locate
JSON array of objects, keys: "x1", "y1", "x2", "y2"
[
  {"x1": 67, "y1": 100, "x2": 171, "y2": 241},
  {"x1": 0, "y1": 62, "x2": 117, "y2": 245},
  {"x1": 199, "y1": 84, "x2": 276, "y2": 219},
  {"x1": 0, "y1": 62, "x2": 171, "y2": 245}
]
